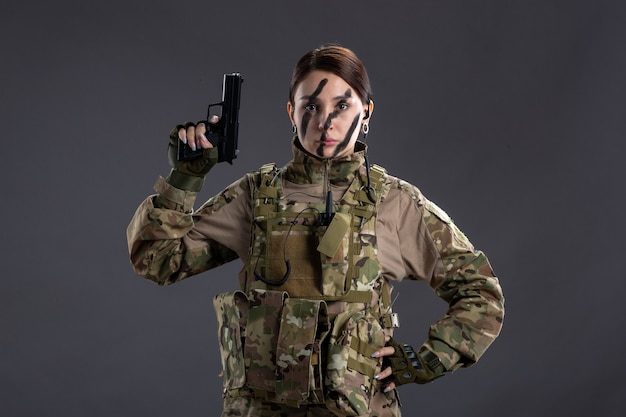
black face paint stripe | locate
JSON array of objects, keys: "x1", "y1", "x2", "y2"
[
  {"x1": 314, "y1": 89, "x2": 355, "y2": 157},
  {"x1": 332, "y1": 113, "x2": 361, "y2": 157},
  {"x1": 300, "y1": 79, "x2": 328, "y2": 139}
]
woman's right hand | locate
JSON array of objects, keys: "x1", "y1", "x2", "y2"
[
  {"x1": 165, "y1": 116, "x2": 220, "y2": 191},
  {"x1": 175, "y1": 115, "x2": 220, "y2": 152}
]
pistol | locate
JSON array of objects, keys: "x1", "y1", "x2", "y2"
[{"x1": 177, "y1": 72, "x2": 244, "y2": 164}]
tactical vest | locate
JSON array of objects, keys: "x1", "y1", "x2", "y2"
[{"x1": 213, "y1": 162, "x2": 398, "y2": 416}]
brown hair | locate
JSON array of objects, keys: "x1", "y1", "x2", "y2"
[{"x1": 289, "y1": 45, "x2": 373, "y2": 105}]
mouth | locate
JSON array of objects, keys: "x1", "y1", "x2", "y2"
[{"x1": 320, "y1": 137, "x2": 338, "y2": 145}]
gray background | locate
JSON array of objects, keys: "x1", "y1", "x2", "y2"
[{"x1": 2, "y1": 0, "x2": 625, "y2": 416}]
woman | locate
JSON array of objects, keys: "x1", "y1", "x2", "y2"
[{"x1": 127, "y1": 45, "x2": 504, "y2": 417}]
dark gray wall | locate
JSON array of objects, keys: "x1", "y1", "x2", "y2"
[{"x1": 2, "y1": 1, "x2": 625, "y2": 415}]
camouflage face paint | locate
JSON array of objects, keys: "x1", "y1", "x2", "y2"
[
  {"x1": 300, "y1": 78, "x2": 328, "y2": 140},
  {"x1": 330, "y1": 113, "x2": 361, "y2": 157},
  {"x1": 315, "y1": 89, "x2": 357, "y2": 158}
]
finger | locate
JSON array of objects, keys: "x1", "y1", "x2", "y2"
[
  {"x1": 197, "y1": 131, "x2": 213, "y2": 149},
  {"x1": 208, "y1": 114, "x2": 220, "y2": 125},
  {"x1": 194, "y1": 122, "x2": 213, "y2": 149},
  {"x1": 177, "y1": 127, "x2": 187, "y2": 144},
  {"x1": 196, "y1": 121, "x2": 207, "y2": 137},
  {"x1": 374, "y1": 366, "x2": 393, "y2": 381},
  {"x1": 186, "y1": 124, "x2": 197, "y2": 150},
  {"x1": 371, "y1": 346, "x2": 395, "y2": 358},
  {"x1": 383, "y1": 381, "x2": 396, "y2": 393}
]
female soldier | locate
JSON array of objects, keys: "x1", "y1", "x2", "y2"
[{"x1": 127, "y1": 45, "x2": 504, "y2": 417}]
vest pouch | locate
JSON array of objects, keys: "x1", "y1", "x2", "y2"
[
  {"x1": 325, "y1": 308, "x2": 385, "y2": 416},
  {"x1": 275, "y1": 298, "x2": 330, "y2": 405},
  {"x1": 244, "y1": 289, "x2": 288, "y2": 394},
  {"x1": 317, "y1": 212, "x2": 352, "y2": 298},
  {"x1": 213, "y1": 291, "x2": 248, "y2": 391}
]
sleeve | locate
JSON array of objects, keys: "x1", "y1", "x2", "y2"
[
  {"x1": 398, "y1": 184, "x2": 505, "y2": 372},
  {"x1": 126, "y1": 174, "x2": 253, "y2": 286}
]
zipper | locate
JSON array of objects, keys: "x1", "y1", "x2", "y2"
[{"x1": 324, "y1": 159, "x2": 332, "y2": 207}]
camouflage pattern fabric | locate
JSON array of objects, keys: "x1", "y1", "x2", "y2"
[
  {"x1": 127, "y1": 139, "x2": 505, "y2": 417},
  {"x1": 275, "y1": 297, "x2": 330, "y2": 404},
  {"x1": 221, "y1": 389, "x2": 400, "y2": 417},
  {"x1": 244, "y1": 290, "x2": 287, "y2": 394},
  {"x1": 246, "y1": 148, "x2": 388, "y2": 301},
  {"x1": 396, "y1": 180, "x2": 505, "y2": 370},
  {"x1": 325, "y1": 306, "x2": 386, "y2": 416},
  {"x1": 228, "y1": 151, "x2": 392, "y2": 411},
  {"x1": 213, "y1": 291, "x2": 247, "y2": 391}
]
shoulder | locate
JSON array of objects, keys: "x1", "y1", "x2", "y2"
[
  {"x1": 379, "y1": 169, "x2": 454, "y2": 226},
  {"x1": 376, "y1": 167, "x2": 426, "y2": 208}
]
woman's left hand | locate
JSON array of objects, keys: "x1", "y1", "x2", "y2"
[{"x1": 371, "y1": 336, "x2": 397, "y2": 393}]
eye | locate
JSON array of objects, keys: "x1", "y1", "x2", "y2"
[
  {"x1": 337, "y1": 102, "x2": 349, "y2": 111},
  {"x1": 304, "y1": 103, "x2": 317, "y2": 111}
]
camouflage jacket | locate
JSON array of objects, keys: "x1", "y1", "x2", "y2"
[{"x1": 127, "y1": 139, "x2": 504, "y2": 371}]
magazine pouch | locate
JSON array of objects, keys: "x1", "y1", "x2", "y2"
[
  {"x1": 325, "y1": 308, "x2": 385, "y2": 416},
  {"x1": 213, "y1": 290, "x2": 248, "y2": 391},
  {"x1": 275, "y1": 298, "x2": 330, "y2": 405},
  {"x1": 244, "y1": 289, "x2": 288, "y2": 394}
]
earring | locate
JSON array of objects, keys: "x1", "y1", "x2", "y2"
[
  {"x1": 292, "y1": 125, "x2": 297, "y2": 134},
  {"x1": 361, "y1": 123, "x2": 369, "y2": 139}
]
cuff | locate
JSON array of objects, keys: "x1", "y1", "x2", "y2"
[
  {"x1": 166, "y1": 169, "x2": 205, "y2": 192},
  {"x1": 423, "y1": 339, "x2": 464, "y2": 372},
  {"x1": 153, "y1": 176, "x2": 197, "y2": 213}
]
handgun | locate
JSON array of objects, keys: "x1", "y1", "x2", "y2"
[{"x1": 177, "y1": 72, "x2": 244, "y2": 164}]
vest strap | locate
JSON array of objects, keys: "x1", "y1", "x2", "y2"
[
  {"x1": 301, "y1": 290, "x2": 372, "y2": 304},
  {"x1": 254, "y1": 163, "x2": 279, "y2": 218}
]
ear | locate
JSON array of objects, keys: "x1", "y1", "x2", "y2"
[
  {"x1": 363, "y1": 100, "x2": 374, "y2": 120},
  {"x1": 287, "y1": 102, "x2": 295, "y2": 125}
]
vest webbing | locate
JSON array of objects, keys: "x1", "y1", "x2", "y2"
[{"x1": 251, "y1": 162, "x2": 390, "y2": 308}]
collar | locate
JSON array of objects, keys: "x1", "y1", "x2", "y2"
[{"x1": 284, "y1": 138, "x2": 367, "y2": 186}]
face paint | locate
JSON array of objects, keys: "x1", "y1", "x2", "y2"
[
  {"x1": 331, "y1": 113, "x2": 360, "y2": 157},
  {"x1": 300, "y1": 78, "x2": 328, "y2": 139},
  {"x1": 292, "y1": 71, "x2": 367, "y2": 159},
  {"x1": 315, "y1": 89, "x2": 353, "y2": 157}
]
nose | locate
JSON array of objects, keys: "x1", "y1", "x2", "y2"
[{"x1": 317, "y1": 112, "x2": 333, "y2": 131}]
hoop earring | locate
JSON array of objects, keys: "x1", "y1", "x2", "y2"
[
  {"x1": 292, "y1": 125, "x2": 297, "y2": 134},
  {"x1": 361, "y1": 123, "x2": 369, "y2": 139}
]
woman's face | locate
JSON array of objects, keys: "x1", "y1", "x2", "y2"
[{"x1": 288, "y1": 70, "x2": 371, "y2": 159}]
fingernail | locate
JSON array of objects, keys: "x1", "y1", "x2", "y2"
[
  {"x1": 371, "y1": 352, "x2": 379, "y2": 358},
  {"x1": 384, "y1": 386, "x2": 392, "y2": 393},
  {"x1": 374, "y1": 374, "x2": 379, "y2": 380},
  {"x1": 190, "y1": 143, "x2": 196, "y2": 151}
]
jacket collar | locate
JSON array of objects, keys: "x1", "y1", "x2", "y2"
[{"x1": 284, "y1": 138, "x2": 367, "y2": 186}]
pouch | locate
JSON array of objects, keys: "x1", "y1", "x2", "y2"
[
  {"x1": 325, "y1": 308, "x2": 385, "y2": 416},
  {"x1": 213, "y1": 291, "x2": 248, "y2": 391},
  {"x1": 275, "y1": 298, "x2": 330, "y2": 404},
  {"x1": 244, "y1": 289, "x2": 288, "y2": 393}
]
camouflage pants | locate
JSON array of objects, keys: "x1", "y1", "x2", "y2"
[{"x1": 221, "y1": 388, "x2": 401, "y2": 417}]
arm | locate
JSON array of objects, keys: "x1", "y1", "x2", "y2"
[
  {"x1": 418, "y1": 196, "x2": 504, "y2": 371},
  {"x1": 127, "y1": 172, "x2": 245, "y2": 285},
  {"x1": 126, "y1": 123, "x2": 252, "y2": 285},
  {"x1": 373, "y1": 181, "x2": 504, "y2": 388}
]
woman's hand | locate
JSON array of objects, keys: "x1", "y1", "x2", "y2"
[
  {"x1": 165, "y1": 115, "x2": 221, "y2": 191},
  {"x1": 371, "y1": 336, "x2": 446, "y2": 393},
  {"x1": 371, "y1": 336, "x2": 397, "y2": 393},
  {"x1": 176, "y1": 115, "x2": 220, "y2": 151}
]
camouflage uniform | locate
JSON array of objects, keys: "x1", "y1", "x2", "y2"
[{"x1": 127, "y1": 139, "x2": 505, "y2": 417}]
